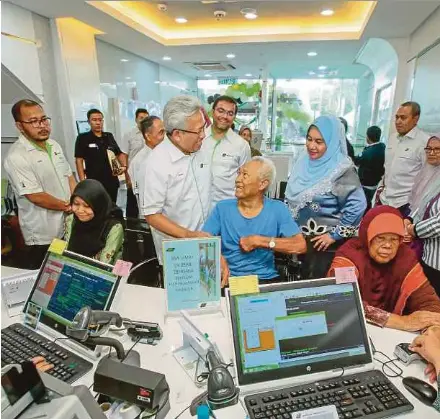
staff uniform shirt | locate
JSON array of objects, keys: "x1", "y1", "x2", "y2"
[
  {"x1": 140, "y1": 137, "x2": 211, "y2": 259},
  {"x1": 381, "y1": 127, "x2": 429, "y2": 208},
  {"x1": 200, "y1": 126, "x2": 251, "y2": 208},
  {"x1": 120, "y1": 127, "x2": 145, "y2": 163},
  {"x1": 74, "y1": 131, "x2": 122, "y2": 188},
  {"x1": 128, "y1": 145, "x2": 152, "y2": 210},
  {"x1": 4, "y1": 135, "x2": 72, "y2": 245}
]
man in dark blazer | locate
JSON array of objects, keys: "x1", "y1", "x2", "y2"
[{"x1": 354, "y1": 126, "x2": 385, "y2": 211}]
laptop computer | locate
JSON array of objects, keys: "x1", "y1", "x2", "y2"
[{"x1": 22, "y1": 249, "x2": 121, "y2": 358}]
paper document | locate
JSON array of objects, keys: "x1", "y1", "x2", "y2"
[
  {"x1": 294, "y1": 405, "x2": 338, "y2": 419},
  {"x1": 48, "y1": 238, "x2": 67, "y2": 255},
  {"x1": 334, "y1": 267, "x2": 357, "y2": 284},
  {"x1": 229, "y1": 275, "x2": 259, "y2": 296}
]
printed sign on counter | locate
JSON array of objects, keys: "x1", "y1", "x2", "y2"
[{"x1": 163, "y1": 237, "x2": 221, "y2": 312}]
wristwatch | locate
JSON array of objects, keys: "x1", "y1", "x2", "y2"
[{"x1": 269, "y1": 238, "x2": 276, "y2": 249}]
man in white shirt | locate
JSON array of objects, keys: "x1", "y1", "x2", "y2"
[
  {"x1": 129, "y1": 116, "x2": 165, "y2": 213},
  {"x1": 201, "y1": 96, "x2": 251, "y2": 208},
  {"x1": 140, "y1": 95, "x2": 211, "y2": 262},
  {"x1": 4, "y1": 99, "x2": 76, "y2": 268},
  {"x1": 120, "y1": 108, "x2": 149, "y2": 217},
  {"x1": 378, "y1": 101, "x2": 430, "y2": 216}
]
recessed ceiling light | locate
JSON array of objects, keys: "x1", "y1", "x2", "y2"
[
  {"x1": 162, "y1": 56, "x2": 172, "y2": 61},
  {"x1": 309, "y1": 71, "x2": 316, "y2": 76},
  {"x1": 318, "y1": 65, "x2": 327, "y2": 70},
  {"x1": 318, "y1": 74, "x2": 325, "y2": 78},
  {"x1": 245, "y1": 73, "x2": 253, "y2": 77},
  {"x1": 175, "y1": 17, "x2": 187, "y2": 23},
  {"x1": 205, "y1": 74, "x2": 212, "y2": 77},
  {"x1": 241, "y1": 8, "x2": 258, "y2": 19},
  {"x1": 226, "y1": 53, "x2": 236, "y2": 59},
  {"x1": 307, "y1": 51, "x2": 318, "y2": 57},
  {"x1": 125, "y1": 76, "x2": 131, "y2": 80},
  {"x1": 154, "y1": 80, "x2": 161, "y2": 84},
  {"x1": 321, "y1": 9, "x2": 334, "y2": 16},
  {"x1": 120, "y1": 58, "x2": 129, "y2": 62},
  {"x1": 244, "y1": 12, "x2": 258, "y2": 19}
]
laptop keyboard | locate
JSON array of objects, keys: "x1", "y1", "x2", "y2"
[
  {"x1": 244, "y1": 370, "x2": 413, "y2": 419},
  {"x1": 1, "y1": 323, "x2": 93, "y2": 384}
]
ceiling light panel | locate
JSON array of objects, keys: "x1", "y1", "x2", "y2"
[{"x1": 321, "y1": 9, "x2": 335, "y2": 16}]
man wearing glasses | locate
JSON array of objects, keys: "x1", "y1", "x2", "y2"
[
  {"x1": 4, "y1": 99, "x2": 76, "y2": 268},
  {"x1": 140, "y1": 95, "x2": 212, "y2": 264},
  {"x1": 75, "y1": 109, "x2": 126, "y2": 203},
  {"x1": 376, "y1": 101, "x2": 430, "y2": 217},
  {"x1": 201, "y1": 96, "x2": 251, "y2": 209}
]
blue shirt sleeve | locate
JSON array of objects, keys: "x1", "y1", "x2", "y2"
[
  {"x1": 330, "y1": 186, "x2": 367, "y2": 241},
  {"x1": 276, "y1": 202, "x2": 301, "y2": 237},
  {"x1": 202, "y1": 204, "x2": 222, "y2": 236}
]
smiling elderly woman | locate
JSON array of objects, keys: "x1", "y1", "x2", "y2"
[{"x1": 328, "y1": 206, "x2": 440, "y2": 331}]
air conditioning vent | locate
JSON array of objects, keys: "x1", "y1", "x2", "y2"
[{"x1": 187, "y1": 61, "x2": 236, "y2": 71}]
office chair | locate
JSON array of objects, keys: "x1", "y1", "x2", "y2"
[
  {"x1": 274, "y1": 252, "x2": 302, "y2": 282},
  {"x1": 123, "y1": 217, "x2": 162, "y2": 288}
]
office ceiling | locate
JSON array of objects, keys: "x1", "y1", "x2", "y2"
[
  {"x1": 4, "y1": 0, "x2": 440, "y2": 79},
  {"x1": 88, "y1": 1, "x2": 376, "y2": 45}
]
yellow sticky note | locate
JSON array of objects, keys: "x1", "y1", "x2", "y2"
[
  {"x1": 229, "y1": 275, "x2": 259, "y2": 296},
  {"x1": 48, "y1": 238, "x2": 67, "y2": 255}
]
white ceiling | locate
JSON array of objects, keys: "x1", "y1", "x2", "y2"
[{"x1": 4, "y1": 0, "x2": 440, "y2": 79}]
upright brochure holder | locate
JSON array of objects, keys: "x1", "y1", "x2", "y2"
[
  {"x1": 173, "y1": 311, "x2": 225, "y2": 387},
  {"x1": 163, "y1": 237, "x2": 222, "y2": 321}
]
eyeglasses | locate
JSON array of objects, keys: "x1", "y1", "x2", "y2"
[
  {"x1": 19, "y1": 117, "x2": 51, "y2": 128},
  {"x1": 424, "y1": 147, "x2": 440, "y2": 155},
  {"x1": 173, "y1": 126, "x2": 206, "y2": 136},
  {"x1": 214, "y1": 107, "x2": 235, "y2": 117}
]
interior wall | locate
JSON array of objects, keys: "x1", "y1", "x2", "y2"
[
  {"x1": 408, "y1": 6, "x2": 440, "y2": 60},
  {"x1": 95, "y1": 39, "x2": 197, "y2": 141},
  {"x1": 1, "y1": 2, "x2": 43, "y2": 99},
  {"x1": 388, "y1": 7, "x2": 440, "y2": 133},
  {"x1": 408, "y1": 7, "x2": 440, "y2": 134},
  {"x1": 32, "y1": 13, "x2": 63, "y2": 148},
  {"x1": 158, "y1": 66, "x2": 198, "y2": 110},
  {"x1": 50, "y1": 17, "x2": 104, "y2": 168},
  {"x1": 1, "y1": 3, "x2": 66, "y2": 175},
  {"x1": 355, "y1": 38, "x2": 399, "y2": 142},
  {"x1": 95, "y1": 39, "x2": 161, "y2": 140},
  {"x1": 355, "y1": 70, "x2": 375, "y2": 144}
]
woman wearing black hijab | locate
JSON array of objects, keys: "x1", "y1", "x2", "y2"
[{"x1": 64, "y1": 179, "x2": 124, "y2": 265}]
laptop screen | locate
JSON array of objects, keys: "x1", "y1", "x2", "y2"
[
  {"x1": 229, "y1": 279, "x2": 372, "y2": 386},
  {"x1": 24, "y1": 251, "x2": 120, "y2": 337}
]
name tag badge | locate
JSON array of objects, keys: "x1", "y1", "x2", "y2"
[{"x1": 89, "y1": 143, "x2": 98, "y2": 148}]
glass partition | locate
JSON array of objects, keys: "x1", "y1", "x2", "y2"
[{"x1": 270, "y1": 78, "x2": 359, "y2": 152}]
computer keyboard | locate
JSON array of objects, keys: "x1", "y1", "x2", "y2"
[
  {"x1": 244, "y1": 370, "x2": 413, "y2": 419},
  {"x1": 1, "y1": 323, "x2": 93, "y2": 384}
]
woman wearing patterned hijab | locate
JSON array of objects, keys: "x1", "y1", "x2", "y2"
[{"x1": 286, "y1": 115, "x2": 366, "y2": 278}]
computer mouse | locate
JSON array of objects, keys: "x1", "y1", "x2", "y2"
[{"x1": 402, "y1": 376, "x2": 438, "y2": 406}]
